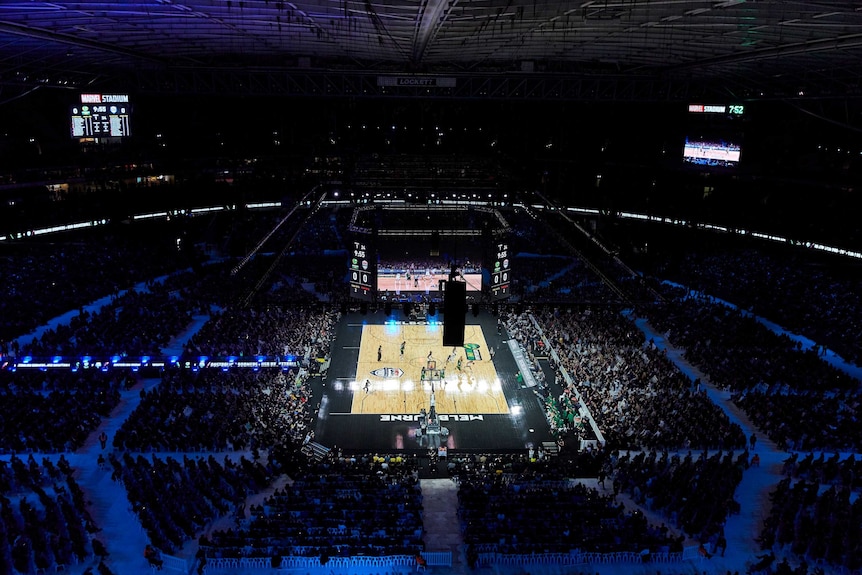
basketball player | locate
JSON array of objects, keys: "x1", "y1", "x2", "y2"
[{"x1": 446, "y1": 347, "x2": 457, "y2": 364}]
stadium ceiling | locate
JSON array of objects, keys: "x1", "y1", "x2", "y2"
[{"x1": 1, "y1": 1, "x2": 862, "y2": 101}]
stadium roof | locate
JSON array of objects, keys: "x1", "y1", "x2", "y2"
[{"x1": 1, "y1": 1, "x2": 862, "y2": 100}]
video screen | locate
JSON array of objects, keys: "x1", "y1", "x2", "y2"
[
  {"x1": 377, "y1": 261, "x2": 481, "y2": 299},
  {"x1": 683, "y1": 102, "x2": 745, "y2": 169},
  {"x1": 683, "y1": 138, "x2": 741, "y2": 168}
]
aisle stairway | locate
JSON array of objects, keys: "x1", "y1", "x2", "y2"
[{"x1": 419, "y1": 478, "x2": 460, "y2": 570}]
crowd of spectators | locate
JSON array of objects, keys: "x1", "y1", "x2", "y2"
[
  {"x1": 156, "y1": 264, "x2": 239, "y2": 313},
  {"x1": 505, "y1": 307, "x2": 746, "y2": 451},
  {"x1": 0, "y1": 204, "x2": 343, "y2": 358},
  {"x1": 644, "y1": 241, "x2": 862, "y2": 366},
  {"x1": 510, "y1": 254, "x2": 571, "y2": 286},
  {"x1": 110, "y1": 451, "x2": 285, "y2": 555},
  {"x1": 201, "y1": 455, "x2": 424, "y2": 560},
  {"x1": 758, "y1": 476, "x2": 862, "y2": 572},
  {"x1": 766, "y1": 453, "x2": 862, "y2": 571},
  {"x1": 645, "y1": 286, "x2": 862, "y2": 450},
  {"x1": 217, "y1": 254, "x2": 297, "y2": 307},
  {"x1": 21, "y1": 279, "x2": 204, "y2": 357},
  {"x1": 518, "y1": 256, "x2": 621, "y2": 305},
  {"x1": 0, "y1": 369, "x2": 125, "y2": 453},
  {"x1": 223, "y1": 204, "x2": 346, "y2": 266},
  {"x1": 648, "y1": 287, "x2": 858, "y2": 394},
  {"x1": 446, "y1": 451, "x2": 605, "y2": 485},
  {"x1": 262, "y1": 255, "x2": 354, "y2": 308},
  {"x1": 609, "y1": 449, "x2": 744, "y2": 545},
  {"x1": 530, "y1": 210, "x2": 660, "y2": 306},
  {"x1": 781, "y1": 452, "x2": 862, "y2": 491},
  {"x1": 8, "y1": 255, "x2": 314, "y2": 359},
  {"x1": 503, "y1": 209, "x2": 571, "y2": 256},
  {"x1": 0, "y1": 225, "x2": 196, "y2": 344},
  {"x1": 456, "y1": 454, "x2": 680, "y2": 555},
  {"x1": 289, "y1": 208, "x2": 347, "y2": 255},
  {"x1": 183, "y1": 306, "x2": 338, "y2": 360},
  {"x1": 733, "y1": 391, "x2": 862, "y2": 452},
  {"x1": 113, "y1": 368, "x2": 314, "y2": 452},
  {"x1": 210, "y1": 209, "x2": 285, "y2": 259},
  {"x1": 0, "y1": 454, "x2": 100, "y2": 574}
]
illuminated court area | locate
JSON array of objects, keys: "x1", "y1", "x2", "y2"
[
  {"x1": 350, "y1": 323, "x2": 508, "y2": 415},
  {"x1": 315, "y1": 310, "x2": 552, "y2": 453}
]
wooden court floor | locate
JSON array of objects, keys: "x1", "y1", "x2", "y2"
[{"x1": 349, "y1": 323, "x2": 508, "y2": 415}]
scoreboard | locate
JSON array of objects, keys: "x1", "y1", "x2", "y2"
[
  {"x1": 488, "y1": 241, "x2": 511, "y2": 300},
  {"x1": 684, "y1": 101, "x2": 745, "y2": 170},
  {"x1": 70, "y1": 93, "x2": 131, "y2": 138},
  {"x1": 349, "y1": 239, "x2": 374, "y2": 301}
]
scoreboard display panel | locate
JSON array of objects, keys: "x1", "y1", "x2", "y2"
[
  {"x1": 683, "y1": 102, "x2": 745, "y2": 169},
  {"x1": 349, "y1": 239, "x2": 374, "y2": 301},
  {"x1": 70, "y1": 93, "x2": 131, "y2": 138},
  {"x1": 488, "y1": 241, "x2": 511, "y2": 300}
]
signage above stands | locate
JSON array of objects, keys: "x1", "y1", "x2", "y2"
[
  {"x1": 80, "y1": 93, "x2": 130, "y2": 103},
  {"x1": 688, "y1": 103, "x2": 745, "y2": 115},
  {"x1": 70, "y1": 93, "x2": 132, "y2": 138},
  {"x1": 377, "y1": 76, "x2": 457, "y2": 88}
]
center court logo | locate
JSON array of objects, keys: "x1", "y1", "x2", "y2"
[{"x1": 370, "y1": 367, "x2": 403, "y2": 378}]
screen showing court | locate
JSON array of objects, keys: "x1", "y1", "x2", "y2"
[{"x1": 377, "y1": 263, "x2": 481, "y2": 295}]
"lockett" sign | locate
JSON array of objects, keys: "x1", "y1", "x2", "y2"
[{"x1": 376, "y1": 76, "x2": 457, "y2": 88}]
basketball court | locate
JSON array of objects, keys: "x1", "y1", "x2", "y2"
[
  {"x1": 314, "y1": 309, "x2": 553, "y2": 454},
  {"x1": 350, "y1": 323, "x2": 506, "y2": 415}
]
